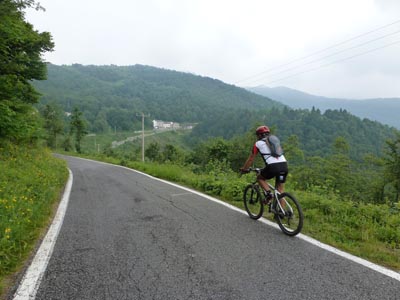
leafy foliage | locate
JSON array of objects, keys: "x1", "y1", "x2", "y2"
[
  {"x1": 0, "y1": 0, "x2": 54, "y2": 142},
  {"x1": 41, "y1": 103, "x2": 64, "y2": 147},
  {"x1": 383, "y1": 132, "x2": 400, "y2": 203},
  {"x1": 69, "y1": 107, "x2": 88, "y2": 153}
]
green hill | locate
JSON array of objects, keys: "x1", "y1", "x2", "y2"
[{"x1": 34, "y1": 64, "x2": 282, "y2": 132}]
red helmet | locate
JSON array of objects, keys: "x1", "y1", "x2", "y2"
[{"x1": 255, "y1": 125, "x2": 270, "y2": 135}]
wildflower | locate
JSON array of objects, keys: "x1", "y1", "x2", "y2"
[{"x1": 5, "y1": 228, "x2": 11, "y2": 234}]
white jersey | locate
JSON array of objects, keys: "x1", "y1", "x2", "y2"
[{"x1": 253, "y1": 140, "x2": 287, "y2": 165}]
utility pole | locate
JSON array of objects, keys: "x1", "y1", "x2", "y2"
[{"x1": 136, "y1": 112, "x2": 150, "y2": 162}]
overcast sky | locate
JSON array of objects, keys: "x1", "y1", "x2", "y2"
[{"x1": 25, "y1": 0, "x2": 400, "y2": 99}]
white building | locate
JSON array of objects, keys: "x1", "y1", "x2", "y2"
[{"x1": 152, "y1": 120, "x2": 180, "y2": 130}]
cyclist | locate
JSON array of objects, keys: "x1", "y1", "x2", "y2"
[{"x1": 240, "y1": 125, "x2": 288, "y2": 202}]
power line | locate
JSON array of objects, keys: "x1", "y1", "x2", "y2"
[
  {"x1": 263, "y1": 39, "x2": 400, "y2": 85},
  {"x1": 244, "y1": 29, "x2": 400, "y2": 84},
  {"x1": 235, "y1": 18, "x2": 400, "y2": 85}
]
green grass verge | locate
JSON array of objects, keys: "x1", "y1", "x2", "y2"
[
  {"x1": 298, "y1": 189, "x2": 400, "y2": 270},
  {"x1": 0, "y1": 143, "x2": 68, "y2": 297},
  {"x1": 79, "y1": 129, "x2": 193, "y2": 154}
]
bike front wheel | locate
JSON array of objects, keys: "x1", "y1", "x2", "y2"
[
  {"x1": 243, "y1": 184, "x2": 264, "y2": 220},
  {"x1": 275, "y1": 192, "x2": 303, "y2": 236}
]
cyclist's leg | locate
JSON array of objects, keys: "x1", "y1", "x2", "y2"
[
  {"x1": 276, "y1": 178, "x2": 285, "y2": 194},
  {"x1": 276, "y1": 180, "x2": 286, "y2": 210},
  {"x1": 273, "y1": 163, "x2": 289, "y2": 208},
  {"x1": 257, "y1": 174, "x2": 270, "y2": 193},
  {"x1": 258, "y1": 166, "x2": 273, "y2": 194},
  {"x1": 274, "y1": 162, "x2": 288, "y2": 193}
]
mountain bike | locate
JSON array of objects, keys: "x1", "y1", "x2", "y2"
[{"x1": 242, "y1": 167, "x2": 303, "y2": 236}]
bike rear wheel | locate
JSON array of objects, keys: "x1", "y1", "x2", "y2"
[
  {"x1": 243, "y1": 184, "x2": 264, "y2": 220},
  {"x1": 275, "y1": 192, "x2": 303, "y2": 236}
]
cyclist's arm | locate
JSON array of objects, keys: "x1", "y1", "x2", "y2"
[{"x1": 241, "y1": 145, "x2": 258, "y2": 171}]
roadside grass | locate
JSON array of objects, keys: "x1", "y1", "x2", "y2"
[
  {"x1": 81, "y1": 131, "x2": 141, "y2": 153},
  {"x1": 298, "y1": 190, "x2": 400, "y2": 270},
  {"x1": 80, "y1": 129, "x2": 192, "y2": 155},
  {"x1": 0, "y1": 143, "x2": 68, "y2": 297}
]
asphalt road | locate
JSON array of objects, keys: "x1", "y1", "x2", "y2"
[{"x1": 29, "y1": 156, "x2": 400, "y2": 299}]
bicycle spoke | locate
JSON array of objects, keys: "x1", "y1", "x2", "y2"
[
  {"x1": 275, "y1": 193, "x2": 303, "y2": 236},
  {"x1": 243, "y1": 184, "x2": 264, "y2": 220}
]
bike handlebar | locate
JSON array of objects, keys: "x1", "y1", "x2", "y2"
[{"x1": 240, "y1": 167, "x2": 261, "y2": 174}]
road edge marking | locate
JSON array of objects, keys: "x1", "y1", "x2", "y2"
[{"x1": 13, "y1": 169, "x2": 73, "y2": 300}]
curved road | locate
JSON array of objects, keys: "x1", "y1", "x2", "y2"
[{"x1": 18, "y1": 156, "x2": 400, "y2": 299}]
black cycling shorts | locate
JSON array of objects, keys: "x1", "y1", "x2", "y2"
[{"x1": 260, "y1": 162, "x2": 288, "y2": 184}]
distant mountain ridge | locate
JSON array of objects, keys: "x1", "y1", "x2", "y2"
[{"x1": 247, "y1": 86, "x2": 400, "y2": 129}]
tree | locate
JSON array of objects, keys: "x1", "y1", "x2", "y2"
[
  {"x1": 92, "y1": 111, "x2": 110, "y2": 133},
  {"x1": 333, "y1": 136, "x2": 350, "y2": 155},
  {"x1": 145, "y1": 142, "x2": 161, "y2": 162},
  {"x1": 41, "y1": 103, "x2": 64, "y2": 148},
  {"x1": 70, "y1": 107, "x2": 88, "y2": 153},
  {"x1": 163, "y1": 144, "x2": 181, "y2": 163},
  {"x1": 360, "y1": 154, "x2": 385, "y2": 204},
  {"x1": 206, "y1": 138, "x2": 232, "y2": 161},
  {"x1": 283, "y1": 135, "x2": 305, "y2": 165},
  {"x1": 383, "y1": 132, "x2": 400, "y2": 204},
  {"x1": 0, "y1": 0, "x2": 54, "y2": 142},
  {"x1": 326, "y1": 136, "x2": 353, "y2": 194},
  {"x1": 189, "y1": 137, "x2": 232, "y2": 168},
  {"x1": 62, "y1": 134, "x2": 73, "y2": 151}
]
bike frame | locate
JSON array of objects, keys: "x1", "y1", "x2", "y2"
[{"x1": 250, "y1": 168, "x2": 293, "y2": 216}]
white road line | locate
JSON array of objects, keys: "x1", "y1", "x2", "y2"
[
  {"x1": 13, "y1": 170, "x2": 73, "y2": 300},
  {"x1": 14, "y1": 156, "x2": 399, "y2": 300},
  {"x1": 296, "y1": 233, "x2": 400, "y2": 281},
  {"x1": 171, "y1": 192, "x2": 195, "y2": 197}
]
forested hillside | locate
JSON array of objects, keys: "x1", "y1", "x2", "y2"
[
  {"x1": 34, "y1": 64, "x2": 282, "y2": 132},
  {"x1": 34, "y1": 64, "x2": 397, "y2": 159},
  {"x1": 191, "y1": 106, "x2": 397, "y2": 159}
]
